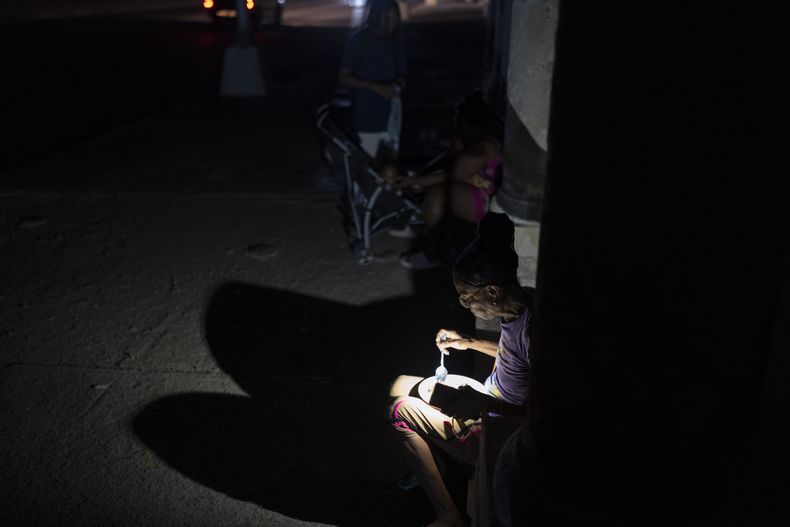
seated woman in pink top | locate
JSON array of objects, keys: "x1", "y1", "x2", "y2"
[{"x1": 387, "y1": 92, "x2": 504, "y2": 269}]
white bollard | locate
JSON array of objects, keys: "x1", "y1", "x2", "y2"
[
  {"x1": 220, "y1": 0, "x2": 266, "y2": 97},
  {"x1": 220, "y1": 46, "x2": 267, "y2": 97}
]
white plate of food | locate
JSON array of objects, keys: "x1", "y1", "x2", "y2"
[{"x1": 417, "y1": 374, "x2": 487, "y2": 403}]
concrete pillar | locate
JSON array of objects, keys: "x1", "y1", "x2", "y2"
[
  {"x1": 492, "y1": 0, "x2": 558, "y2": 285},
  {"x1": 505, "y1": 0, "x2": 557, "y2": 153},
  {"x1": 474, "y1": 0, "x2": 556, "y2": 380}
]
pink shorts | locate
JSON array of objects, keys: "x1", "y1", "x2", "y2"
[{"x1": 388, "y1": 395, "x2": 481, "y2": 466}]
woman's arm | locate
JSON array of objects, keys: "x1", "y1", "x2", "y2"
[
  {"x1": 436, "y1": 329, "x2": 499, "y2": 358},
  {"x1": 393, "y1": 170, "x2": 447, "y2": 191},
  {"x1": 463, "y1": 338, "x2": 499, "y2": 357},
  {"x1": 338, "y1": 68, "x2": 396, "y2": 99},
  {"x1": 450, "y1": 152, "x2": 487, "y2": 185},
  {"x1": 450, "y1": 140, "x2": 500, "y2": 188},
  {"x1": 487, "y1": 397, "x2": 528, "y2": 417}
]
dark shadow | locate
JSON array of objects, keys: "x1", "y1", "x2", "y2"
[{"x1": 133, "y1": 270, "x2": 477, "y2": 526}]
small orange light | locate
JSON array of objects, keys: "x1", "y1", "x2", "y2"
[
  {"x1": 246, "y1": 0, "x2": 254, "y2": 9},
  {"x1": 203, "y1": 0, "x2": 214, "y2": 8}
]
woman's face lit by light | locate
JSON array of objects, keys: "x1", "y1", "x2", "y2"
[{"x1": 453, "y1": 276, "x2": 498, "y2": 320}]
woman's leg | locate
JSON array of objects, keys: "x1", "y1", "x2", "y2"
[
  {"x1": 421, "y1": 184, "x2": 446, "y2": 228},
  {"x1": 395, "y1": 428, "x2": 461, "y2": 527},
  {"x1": 386, "y1": 394, "x2": 469, "y2": 526},
  {"x1": 423, "y1": 182, "x2": 484, "y2": 229},
  {"x1": 449, "y1": 183, "x2": 487, "y2": 224},
  {"x1": 389, "y1": 375, "x2": 422, "y2": 397}
]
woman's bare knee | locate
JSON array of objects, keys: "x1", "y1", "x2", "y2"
[
  {"x1": 449, "y1": 183, "x2": 482, "y2": 223},
  {"x1": 422, "y1": 187, "x2": 446, "y2": 226},
  {"x1": 386, "y1": 395, "x2": 410, "y2": 421},
  {"x1": 389, "y1": 375, "x2": 422, "y2": 398}
]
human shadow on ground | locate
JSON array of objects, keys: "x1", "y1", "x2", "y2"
[{"x1": 132, "y1": 269, "x2": 477, "y2": 526}]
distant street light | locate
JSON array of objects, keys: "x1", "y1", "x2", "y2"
[{"x1": 220, "y1": 0, "x2": 267, "y2": 97}]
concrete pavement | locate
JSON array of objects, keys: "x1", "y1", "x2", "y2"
[
  {"x1": 0, "y1": 179, "x2": 478, "y2": 527},
  {"x1": 1, "y1": 3, "x2": 488, "y2": 525}
]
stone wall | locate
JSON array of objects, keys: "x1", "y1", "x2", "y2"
[{"x1": 497, "y1": 3, "x2": 790, "y2": 523}]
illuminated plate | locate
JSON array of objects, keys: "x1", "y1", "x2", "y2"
[
  {"x1": 216, "y1": 9, "x2": 237, "y2": 17},
  {"x1": 417, "y1": 374, "x2": 487, "y2": 404}
]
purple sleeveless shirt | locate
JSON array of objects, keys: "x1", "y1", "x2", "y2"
[{"x1": 484, "y1": 307, "x2": 531, "y2": 406}]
